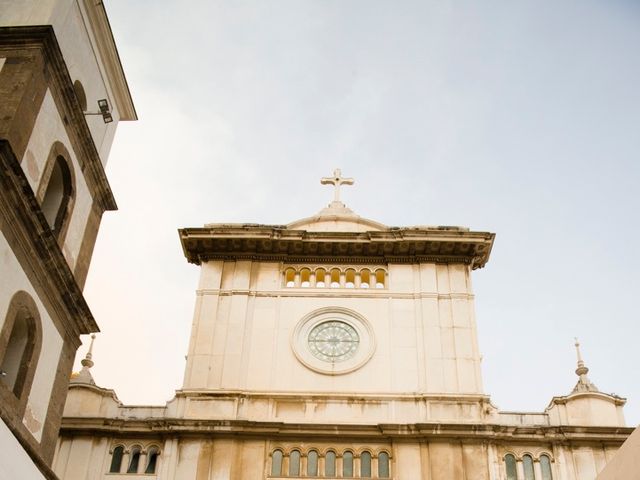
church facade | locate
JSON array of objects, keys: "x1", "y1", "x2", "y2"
[{"x1": 54, "y1": 172, "x2": 632, "y2": 480}]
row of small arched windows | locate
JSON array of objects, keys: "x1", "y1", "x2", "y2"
[
  {"x1": 284, "y1": 267, "x2": 387, "y2": 289},
  {"x1": 505, "y1": 453, "x2": 553, "y2": 480},
  {"x1": 270, "y1": 448, "x2": 390, "y2": 478},
  {"x1": 109, "y1": 445, "x2": 160, "y2": 475}
]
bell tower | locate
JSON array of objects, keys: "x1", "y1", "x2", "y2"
[{"x1": 0, "y1": 1, "x2": 135, "y2": 477}]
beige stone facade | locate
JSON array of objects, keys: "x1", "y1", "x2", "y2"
[
  {"x1": 54, "y1": 186, "x2": 633, "y2": 480},
  {"x1": 0, "y1": 1, "x2": 135, "y2": 478}
]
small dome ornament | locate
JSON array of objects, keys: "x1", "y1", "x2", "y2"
[{"x1": 71, "y1": 334, "x2": 97, "y2": 385}]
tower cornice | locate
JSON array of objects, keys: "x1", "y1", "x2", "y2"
[{"x1": 178, "y1": 225, "x2": 495, "y2": 268}]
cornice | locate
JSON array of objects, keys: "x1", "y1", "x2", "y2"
[
  {"x1": 0, "y1": 25, "x2": 117, "y2": 212},
  {"x1": 547, "y1": 391, "x2": 627, "y2": 409},
  {"x1": 59, "y1": 417, "x2": 633, "y2": 445},
  {"x1": 179, "y1": 226, "x2": 495, "y2": 269},
  {"x1": 174, "y1": 390, "x2": 491, "y2": 402},
  {"x1": 195, "y1": 289, "x2": 475, "y2": 300},
  {"x1": 0, "y1": 140, "x2": 98, "y2": 336}
]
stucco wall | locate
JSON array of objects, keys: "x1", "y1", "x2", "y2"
[
  {"x1": 21, "y1": 89, "x2": 93, "y2": 273},
  {"x1": 0, "y1": 419, "x2": 46, "y2": 480},
  {"x1": 0, "y1": 0, "x2": 123, "y2": 153},
  {"x1": 0, "y1": 231, "x2": 63, "y2": 442}
]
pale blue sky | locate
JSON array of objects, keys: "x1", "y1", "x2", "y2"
[{"x1": 82, "y1": 1, "x2": 640, "y2": 424}]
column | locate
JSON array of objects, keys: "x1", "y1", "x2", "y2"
[{"x1": 120, "y1": 451, "x2": 130, "y2": 474}]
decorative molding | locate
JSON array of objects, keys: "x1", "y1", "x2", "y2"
[
  {"x1": 195, "y1": 288, "x2": 474, "y2": 301},
  {"x1": 59, "y1": 416, "x2": 634, "y2": 445},
  {"x1": 179, "y1": 226, "x2": 495, "y2": 269}
]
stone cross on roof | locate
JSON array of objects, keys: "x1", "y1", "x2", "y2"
[{"x1": 321, "y1": 168, "x2": 354, "y2": 203}]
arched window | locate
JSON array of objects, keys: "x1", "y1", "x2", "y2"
[
  {"x1": 505, "y1": 454, "x2": 518, "y2": 480},
  {"x1": 285, "y1": 268, "x2": 295, "y2": 287},
  {"x1": 523, "y1": 454, "x2": 535, "y2": 480},
  {"x1": 540, "y1": 455, "x2": 553, "y2": 480},
  {"x1": 360, "y1": 269, "x2": 371, "y2": 288},
  {"x1": 375, "y1": 269, "x2": 385, "y2": 288},
  {"x1": 0, "y1": 292, "x2": 41, "y2": 401},
  {"x1": 109, "y1": 446, "x2": 124, "y2": 473},
  {"x1": 307, "y1": 450, "x2": 318, "y2": 476},
  {"x1": 271, "y1": 449, "x2": 283, "y2": 476},
  {"x1": 325, "y1": 450, "x2": 336, "y2": 476},
  {"x1": 343, "y1": 451, "x2": 354, "y2": 477},
  {"x1": 378, "y1": 452, "x2": 390, "y2": 478},
  {"x1": 145, "y1": 446, "x2": 160, "y2": 474},
  {"x1": 300, "y1": 268, "x2": 311, "y2": 287},
  {"x1": 73, "y1": 80, "x2": 87, "y2": 112},
  {"x1": 361, "y1": 451, "x2": 372, "y2": 477},
  {"x1": 330, "y1": 268, "x2": 341, "y2": 288},
  {"x1": 40, "y1": 154, "x2": 73, "y2": 238},
  {"x1": 127, "y1": 446, "x2": 141, "y2": 474},
  {"x1": 315, "y1": 268, "x2": 326, "y2": 288},
  {"x1": 345, "y1": 269, "x2": 356, "y2": 288},
  {"x1": 289, "y1": 449, "x2": 301, "y2": 476}
]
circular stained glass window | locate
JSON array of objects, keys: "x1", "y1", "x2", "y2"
[{"x1": 308, "y1": 320, "x2": 360, "y2": 363}]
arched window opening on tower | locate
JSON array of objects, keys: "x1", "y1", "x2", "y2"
[
  {"x1": 127, "y1": 446, "x2": 141, "y2": 473},
  {"x1": 285, "y1": 268, "x2": 295, "y2": 287},
  {"x1": 345, "y1": 269, "x2": 356, "y2": 288},
  {"x1": 523, "y1": 454, "x2": 535, "y2": 480},
  {"x1": 375, "y1": 269, "x2": 385, "y2": 288},
  {"x1": 145, "y1": 446, "x2": 160, "y2": 474},
  {"x1": 505, "y1": 454, "x2": 518, "y2": 480},
  {"x1": 540, "y1": 454, "x2": 553, "y2": 480},
  {"x1": 360, "y1": 451, "x2": 372, "y2": 477},
  {"x1": 300, "y1": 268, "x2": 311, "y2": 287},
  {"x1": 315, "y1": 268, "x2": 326, "y2": 287},
  {"x1": 330, "y1": 268, "x2": 341, "y2": 288},
  {"x1": 271, "y1": 449, "x2": 283, "y2": 476},
  {"x1": 289, "y1": 449, "x2": 301, "y2": 476},
  {"x1": 73, "y1": 80, "x2": 87, "y2": 112},
  {"x1": 40, "y1": 155, "x2": 73, "y2": 237},
  {"x1": 307, "y1": 450, "x2": 318, "y2": 476},
  {"x1": 378, "y1": 451, "x2": 390, "y2": 477},
  {"x1": 109, "y1": 446, "x2": 124, "y2": 473},
  {"x1": 0, "y1": 292, "x2": 41, "y2": 399},
  {"x1": 360, "y1": 269, "x2": 371, "y2": 288},
  {"x1": 343, "y1": 451, "x2": 354, "y2": 477}
]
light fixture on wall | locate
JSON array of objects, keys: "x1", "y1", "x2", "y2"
[{"x1": 84, "y1": 99, "x2": 113, "y2": 123}]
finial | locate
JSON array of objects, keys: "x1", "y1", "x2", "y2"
[
  {"x1": 320, "y1": 168, "x2": 354, "y2": 204},
  {"x1": 81, "y1": 334, "x2": 96, "y2": 369},
  {"x1": 72, "y1": 334, "x2": 97, "y2": 385},
  {"x1": 571, "y1": 337, "x2": 598, "y2": 393}
]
